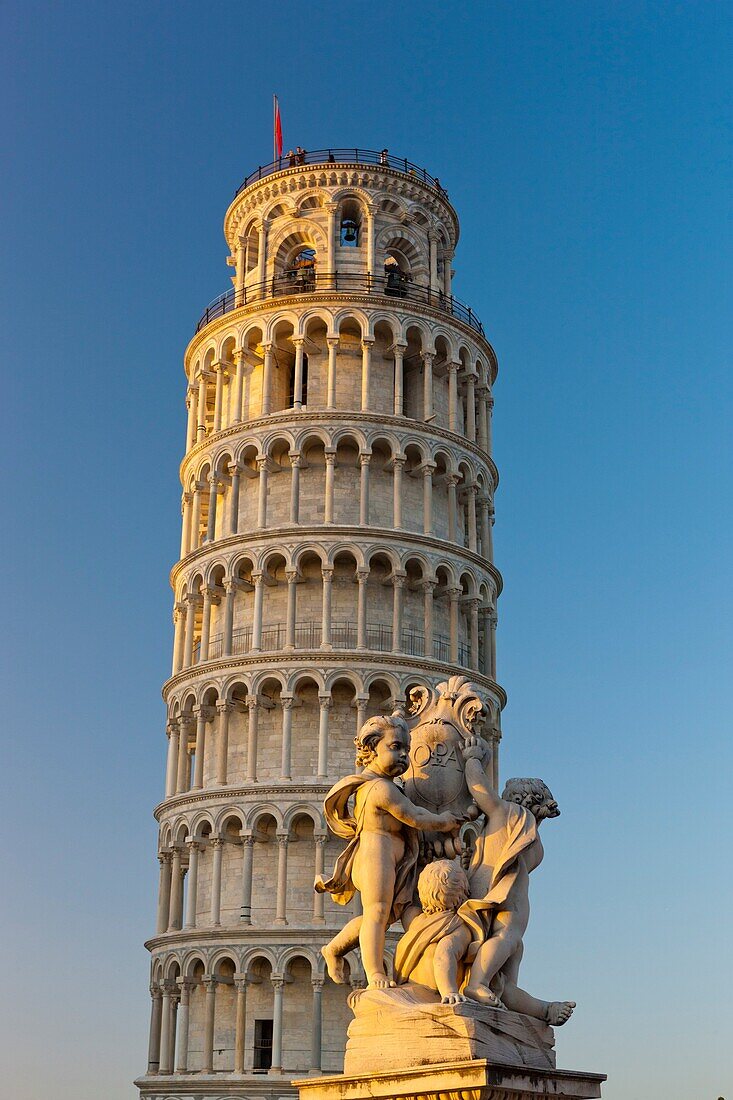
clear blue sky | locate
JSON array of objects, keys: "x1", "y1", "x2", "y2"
[{"x1": 2, "y1": 3, "x2": 731, "y2": 1097}]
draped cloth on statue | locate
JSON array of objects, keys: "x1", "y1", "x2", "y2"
[
  {"x1": 393, "y1": 910, "x2": 471, "y2": 985},
  {"x1": 314, "y1": 774, "x2": 420, "y2": 924},
  {"x1": 458, "y1": 802, "x2": 538, "y2": 956}
]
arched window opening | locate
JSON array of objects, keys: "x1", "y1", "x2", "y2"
[
  {"x1": 384, "y1": 253, "x2": 410, "y2": 298},
  {"x1": 339, "y1": 199, "x2": 362, "y2": 247}
]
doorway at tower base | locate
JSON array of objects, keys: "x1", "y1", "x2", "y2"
[{"x1": 297, "y1": 1058, "x2": 606, "y2": 1100}]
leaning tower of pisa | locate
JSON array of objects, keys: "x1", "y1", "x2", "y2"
[{"x1": 137, "y1": 148, "x2": 503, "y2": 1100}]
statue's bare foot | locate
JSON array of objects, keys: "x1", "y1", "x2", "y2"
[
  {"x1": 368, "y1": 972, "x2": 396, "y2": 989},
  {"x1": 321, "y1": 944, "x2": 348, "y2": 984},
  {"x1": 441, "y1": 992, "x2": 466, "y2": 1005},
  {"x1": 546, "y1": 1001, "x2": 576, "y2": 1026},
  {"x1": 464, "y1": 983, "x2": 505, "y2": 1009}
]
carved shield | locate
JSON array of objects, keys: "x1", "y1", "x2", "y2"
[{"x1": 402, "y1": 677, "x2": 488, "y2": 835}]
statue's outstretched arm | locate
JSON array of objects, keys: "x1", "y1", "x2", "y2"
[{"x1": 462, "y1": 737, "x2": 504, "y2": 820}]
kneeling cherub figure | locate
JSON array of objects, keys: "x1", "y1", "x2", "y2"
[{"x1": 316, "y1": 715, "x2": 461, "y2": 989}]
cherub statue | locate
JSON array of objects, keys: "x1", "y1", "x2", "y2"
[
  {"x1": 394, "y1": 859, "x2": 575, "y2": 1025},
  {"x1": 315, "y1": 714, "x2": 462, "y2": 989},
  {"x1": 458, "y1": 735, "x2": 575, "y2": 1024}
]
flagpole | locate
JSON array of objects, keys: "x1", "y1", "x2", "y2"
[{"x1": 273, "y1": 94, "x2": 276, "y2": 162}]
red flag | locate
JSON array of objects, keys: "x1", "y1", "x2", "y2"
[{"x1": 274, "y1": 95, "x2": 283, "y2": 160}]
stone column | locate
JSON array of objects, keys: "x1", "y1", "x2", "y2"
[
  {"x1": 356, "y1": 568, "x2": 369, "y2": 649},
  {"x1": 428, "y1": 230, "x2": 439, "y2": 291},
  {"x1": 448, "y1": 587, "x2": 461, "y2": 663},
  {"x1": 289, "y1": 453, "x2": 301, "y2": 522},
  {"x1": 172, "y1": 602, "x2": 186, "y2": 674},
  {"x1": 256, "y1": 457, "x2": 269, "y2": 528},
  {"x1": 326, "y1": 336, "x2": 338, "y2": 407},
  {"x1": 465, "y1": 484, "x2": 478, "y2": 552},
  {"x1": 392, "y1": 455, "x2": 405, "y2": 529},
  {"x1": 479, "y1": 495, "x2": 492, "y2": 559},
  {"x1": 313, "y1": 835, "x2": 327, "y2": 923},
  {"x1": 443, "y1": 249, "x2": 454, "y2": 297},
  {"x1": 270, "y1": 978, "x2": 285, "y2": 1074},
  {"x1": 325, "y1": 202, "x2": 338, "y2": 275},
  {"x1": 486, "y1": 394, "x2": 494, "y2": 453},
  {"x1": 480, "y1": 607, "x2": 492, "y2": 678},
  {"x1": 317, "y1": 695, "x2": 332, "y2": 778},
  {"x1": 234, "y1": 977, "x2": 248, "y2": 1074},
  {"x1": 256, "y1": 221, "x2": 267, "y2": 285},
  {"x1": 189, "y1": 482, "x2": 203, "y2": 551},
  {"x1": 261, "y1": 343, "x2": 274, "y2": 416},
  {"x1": 147, "y1": 985, "x2": 163, "y2": 1073},
  {"x1": 206, "y1": 475, "x2": 220, "y2": 542},
  {"x1": 185, "y1": 386, "x2": 197, "y2": 451},
  {"x1": 156, "y1": 852, "x2": 172, "y2": 934},
  {"x1": 245, "y1": 696, "x2": 259, "y2": 782},
  {"x1": 393, "y1": 343, "x2": 406, "y2": 416},
  {"x1": 184, "y1": 594, "x2": 200, "y2": 668},
  {"x1": 196, "y1": 372, "x2": 208, "y2": 440},
  {"x1": 465, "y1": 372, "x2": 477, "y2": 442},
  {"x1": 360, "y1": 339, "x2": 374, "y2": 412},
  {"x1": 422, "y1": 580, "x2": 436, "y2": 658},
  {"x1": 198, "y1": 587, "x2": 213, "y2": 662},
  {"x1": 359, "y1": 453, "x2": 371, "y2": 525},
  {"x1": 422, "y1": 351, "x2": 434, "y2": 420},
  {"x1": 222, "y1": 580, "x2": 235, "y2": 657},
  {"x1": 210, "y1": 837, "x2": 223, "y2": 927},
  {"x1": 239, "y1": 834, "x2": 254, "y2": 923},
  {"x1": 232, "y1": 348, "x2": 246, "y2": 422},
  {"x1": 320, "y1": 567, "x2": 333, "y2": 649},
  {"x1": 468, "y1": 598, "x2": 480, "y2": 669},
  {"x1": 324, "y1": 450, "x2": 336, "y2": 523},
  {"x1": 175, "y1": 979, "x2": 192, "y2": 1073},
  {"x1": 448, "y1": 361, "x2": 460, "y2": 431},
  {"x1": 392, "y1": 572, "x2": 406, "y2": 652},
  {"x1": 446, "y1": 474, "x2": 459, "y2": 542},
  {"x1": 158, "y1": 984, "x2": 174, "y2": 1074},
  {"x1": 284, "y1": 569, "x2": 298, "y2": 649},
  {"x1": 422, "y1": 463, "x2": 435, "y2": 535},
  {"x1": 355, "y1": 693, "x2": 368, "y2": 736},
  {"x1": 280, "y1": 696, "x2": 294, "y2": 780},
  {"x1": 184, "y1": 839, "x2": 200, "y2": 928},
  {"x1": 310, "y1": 978, "x2": 324, "y2": 1072},
  {"x1": 165, "y1": 720, "x2": 179, "y2": 796},
  {"x1": 202, "y1": 977, "x2": 217, "y2": 1074},
  {"x1": 366, "y1": 206, "x2": 376, "y2": 272},
  {"x1": 292, "y1": 337, "x2": 306, "y2": 408},
  {"x1": 180, "y1": 493, "x2": 192, "y2": 559},
  {"x1": 477, "y1": 384, "x2": 489, "y2": 450},
  {"x1": 212, "y1": 362, "x2": 226, "y2": 432},
  {"x1": 176, "y1": 716, "x2": 193, "y2": 794},
  {"x1": 274, "y1": 834, "x2": 289, "y2": 925},
  {"x1": 192, "y1": 706, "x2": 208, "y2": 789},
  {"x1": 215, "y1": 702, "x2": 231, "y2": 785},
  {"x1": 489, "y1": 609, "x2": 497, "y2": 679},
  {"x1": 251, "y1": 572, "x2": 264, "y2": 651},
  {"x1": 228, "y1": 463, "x2": 241, "y2": 534},
  {"x1": 168, "y1": 847, "x2": 184, "y2": 929}
]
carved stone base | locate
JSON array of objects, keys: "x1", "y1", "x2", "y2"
[
  {"x1": 296, "y1": 1059, "x2": 606, "y2": 1100},
  {"x1": 344, "y1": 987, "x2": 557, "y2": 1075}
]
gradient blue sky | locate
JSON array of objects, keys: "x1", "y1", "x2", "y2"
[{"x1": 2, "y1": 3, "x2": 731, "y2": 1097}]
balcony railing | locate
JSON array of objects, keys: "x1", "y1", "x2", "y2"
[
  {"x1": 195, "y1": 271, "x2": 484, "y2": 336},
  {"x1": 234, "y1": 148, "x2": 449, "y2": 196},
  {"x1": 194, "y1": 621, "x2": 471, "y2": 666}
]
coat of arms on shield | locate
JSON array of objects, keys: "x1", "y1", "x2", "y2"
[{"x1": 402, "y1": 676, "x2": 489, "y2": 857}]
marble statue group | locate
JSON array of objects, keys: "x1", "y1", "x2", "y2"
[{"x1": 315, "y1": 676, "x2": 575, "y2": 1037}]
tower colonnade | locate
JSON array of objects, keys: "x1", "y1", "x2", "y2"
[{"x1": 139, "y1": 151, "x2": 503, "y2": 1100}]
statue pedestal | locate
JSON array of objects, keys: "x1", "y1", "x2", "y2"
[
  {"x1": 345, "y1": 987, "x2": 558, "y2": 1074},
  {"x1": 296, "y1": 1059, "x2": 605, "y2": 1100}
]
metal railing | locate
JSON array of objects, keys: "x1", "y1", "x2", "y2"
[
  {"x1": 196, "y1": 621, "x2": 470, "y2": 666},
  {"x1": 234, "y1": 148, "x2": 450, "y2": 196},
  {"x1": 195, "y1": 271, "x2": 483, "y2": 336}
]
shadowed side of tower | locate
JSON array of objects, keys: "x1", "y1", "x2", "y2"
[{"x1": 136, "y1": 147, "x2": 503, "y2": 1100}]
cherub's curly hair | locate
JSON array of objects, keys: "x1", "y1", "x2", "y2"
[
  {"x1": 418, "y1": 859, "x2": 470, "y2": 914},
  {"x1": 502, "y1": 777, "x2": 556, "y2": 818},
  {"x1": 354, "y1": 714, "x2": 408, "y2": 768}
]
